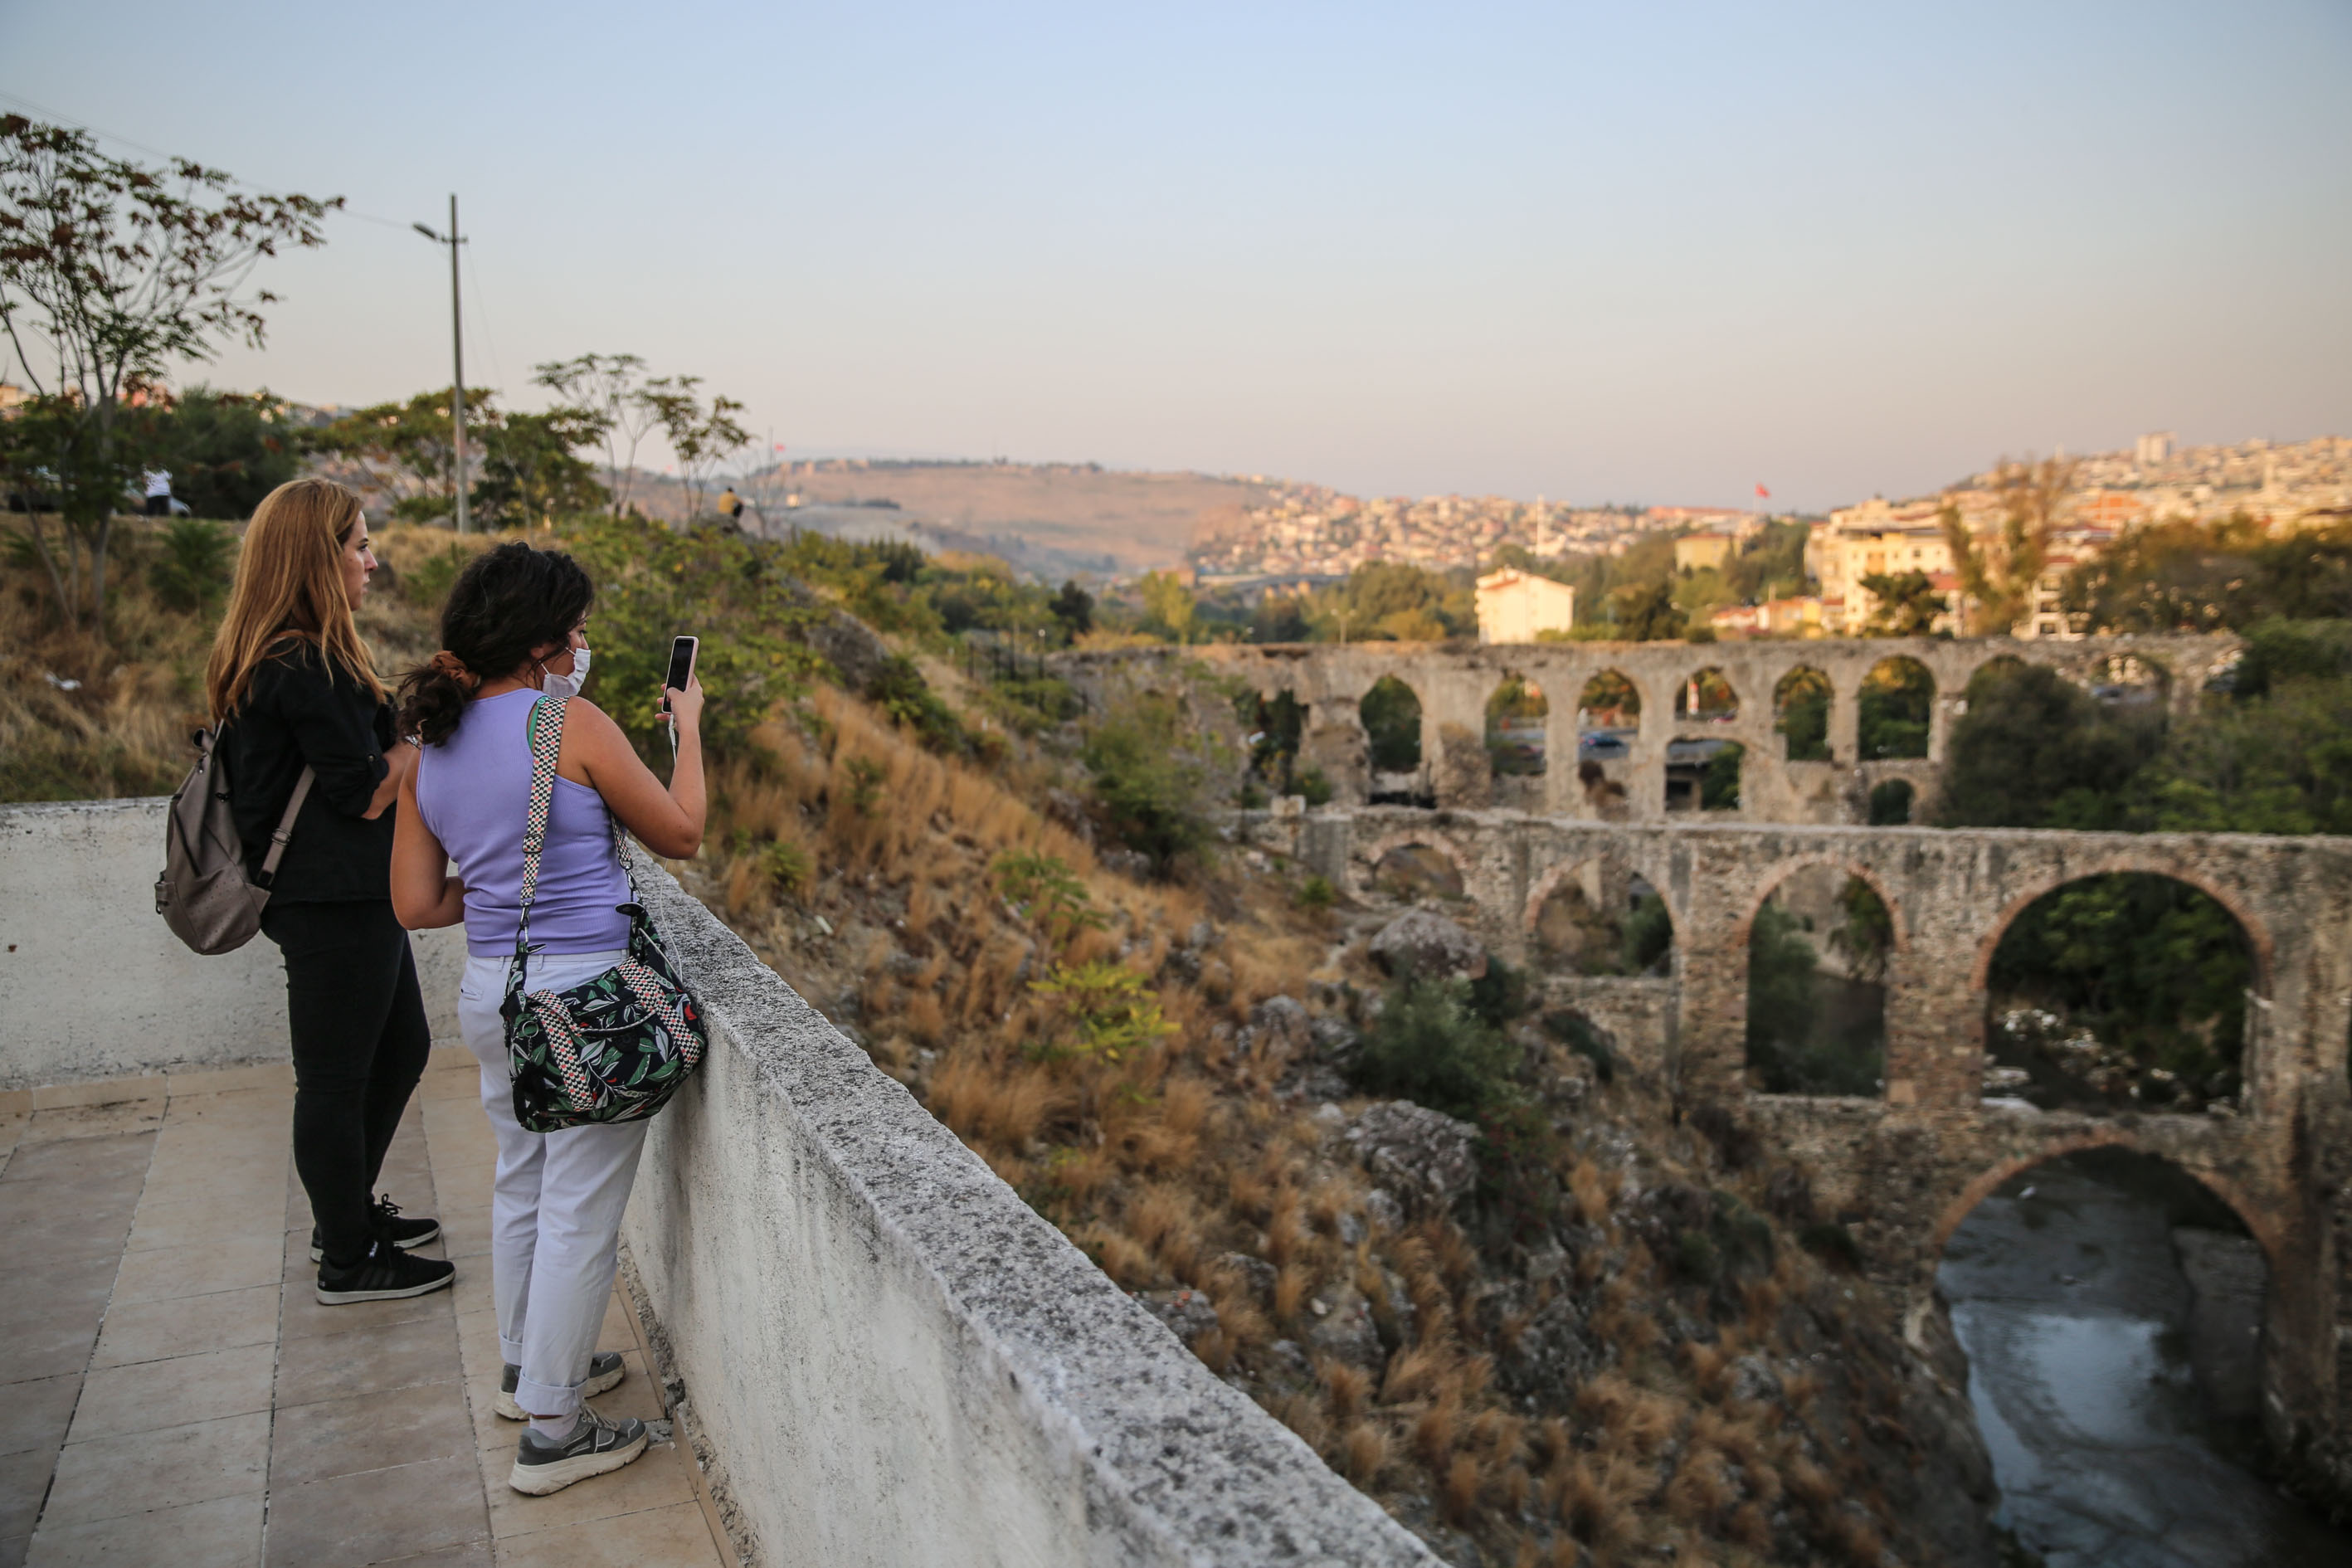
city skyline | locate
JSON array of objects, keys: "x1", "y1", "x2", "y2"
[{"x1": 3, "y1": 0, "x2": 2348, "y2": 513}]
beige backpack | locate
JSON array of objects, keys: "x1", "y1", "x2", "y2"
[{"x1": 154, "y1": 727, "x2": 314, "y2": 955}]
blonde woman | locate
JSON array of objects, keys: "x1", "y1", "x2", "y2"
[{"x1": 206, "y1": 477, "x2": 451, "y2": 1304}]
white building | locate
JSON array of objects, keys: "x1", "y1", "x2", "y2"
[{"x1": 1475, "y1": 568, "x2": 1577, "y2": 643}]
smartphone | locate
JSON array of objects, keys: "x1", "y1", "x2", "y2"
[{"x1": 660, "y1": 635, "x2": 698, "y2": 716}]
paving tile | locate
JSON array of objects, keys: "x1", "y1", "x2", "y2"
[
  {"x1": 280, "y1": 1278, "x2": 453, "y2": 1342},
  {"x1": 111, "y1": 1235, "x2": 282, "y2": 1306},
  {"x1": 90, "y1": 1287, "x2": 277, "y2": 1369},
  {"x1": 0, "y1": 1132, "x2": 153, "y2": 1189},
  {"x1": 262, "y1": 1454, "x2": 488, "y2": 1568},
  {"x1": 368, "y1": 1539, "x2": 492, "y2": 1568},
  {"x1": 599, "y1": 1292, "x2": 640, "y2": 1352},
  {"x1": 66, "y1": 1344, "x2": 276, "y2": 1444},
  {"x1": 23, "y1": 1489, "x2": 261, "y2": 1568},
  {"x1": 0, "y1": 1378, "x2": 80, "y2": 1459},
  {"x1": 0, "y1": 1531, "x2": 22, "y2": 1568},
  {"x1": 448, "y1": 1265, "x2": 494, "y2": 1320},
  {"x1": 163, "y1": 1064, "x2": 294, "y2": 1098},
  {"x1": 435, "y1": 1207, "x2": 492, "y2": 1260},
  {"x1": 270, "y1": 1380, "x2": 474, "y2": 1488},
  {"x1": 0, "y1": 1256, "x2": 117, "y2": 1327},
  {"x1": 489, "y1": 1499, "x2": 723, "y2": 1565},
  {"x1": 0, "y1": 1194, "x2": 142, "y2": 1256},
  {"x1": 483, "y1": 1434, "x2": 694, "y2": 1537},
  {"x1": 0, "y1": 1449, "x2": 52, "y2": 1541},
  {"x1": 17, "y1": 1103, "x2": 166, "y2": 1144},
  {"x1": 275, "y1": 1316, "x2": 460, "y2": 1407},
  {"x1": 126, "y1": 1196, "x2": 287, "y2": 1254},
  {"x1": 41, "y1": 1411, "x2": 268, "y2": 1527},
  {"x1": 27, "y1": 1079, "x2": 163, "y2": 1113},
  {"x1": 597, "y1": 1352, "x2": 665, "y2": 1424}
]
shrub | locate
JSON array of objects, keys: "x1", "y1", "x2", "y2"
[
  {"x1": 1029, "y1": 961, "x2": 1176, "y2": 1063},
  {"x1": 761, "y1": 839, "x2": 811, "y2": 897},
  {"x1": 1295, "y1": 874, "x2": 1337, "y2": 913},
  {"x1": 1349, "y1": 978, "x2": 1522, "y2": 1118},
  {"x1": 1080, "y1": 693, "x2": 1211, "y2": 872},
  {"x1": 991, "y1": 850, "x2": 1107, "y2": 945},
  {"x1": 147, "y1": 518, "x2": 234, "y2": 611},
  {"x1": 1295, "y1": 765, "x2": 1334, "y2": 806},
  {"x1": 868, "y1": 654, "x2": 965, "y2": 752}
]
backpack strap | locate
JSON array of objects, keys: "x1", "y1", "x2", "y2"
[{"x1": 251, "y1": 766, "x2": 315, "y2": 890}]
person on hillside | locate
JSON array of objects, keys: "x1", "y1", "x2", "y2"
[
  {"x1": 206, "y1": 476, "x2": 450, "y2": 1306},
  {"x1": 144, "y1": 469, "x2": 173, "y2": 516},
  {"x1": 389, "y1": 543, "x2": 706, "y2": 1496},
  {"x1": 715, "y1": 486, "x2": 744, "y2": 525}
]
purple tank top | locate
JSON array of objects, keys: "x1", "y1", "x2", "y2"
[{"x1": 415, "y1": 689, "x2": 635, "y2": 957}]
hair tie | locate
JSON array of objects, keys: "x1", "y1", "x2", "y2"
[{"x1": 428, "y1": 650, "x2": 481, "y2": 694}]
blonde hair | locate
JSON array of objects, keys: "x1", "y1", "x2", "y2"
[{"x1": 205, "y1": 477, "x2": 386, "y2": 723}]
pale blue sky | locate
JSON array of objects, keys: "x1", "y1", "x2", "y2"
[{"x1": 5, "y1": 1, "x2": 2347, "y2": 510}]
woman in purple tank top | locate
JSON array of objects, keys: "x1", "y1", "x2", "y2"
[{"x1": 387, "y1": 543, "x2": 706, "y2": 1497}]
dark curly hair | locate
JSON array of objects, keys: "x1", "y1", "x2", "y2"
[{"x1": 397, "y1": 542, "x2": 596, "y2": 745}]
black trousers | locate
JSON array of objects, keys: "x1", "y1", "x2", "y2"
[{"x1": 262, "y1": 899, "x2": 432, "y2": 1266}]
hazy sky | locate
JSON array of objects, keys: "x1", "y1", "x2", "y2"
[{"x1": 6, "y1": 1, "x2": 2348, "y2": 511}]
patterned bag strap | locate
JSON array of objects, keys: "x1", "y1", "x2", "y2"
[{"x1": 514, "y1": 694, "x2": 567, "y2": 968}]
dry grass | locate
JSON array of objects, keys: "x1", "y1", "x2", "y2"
[
  {"x1": 927, "y1": 1054, "x2": 1064, "y2": 1146},
  {"x1": 1340, "y1": 1421, "x2": 1390, "y2": 1484},
  {"x1": 1322, "y1": 1360, "x2": 1370, "y2": 1425}
]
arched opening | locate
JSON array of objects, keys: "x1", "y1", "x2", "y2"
[
  {"x1": 1867, "y1": 777, "x2": 1915, "y2": 825},
  {"x1": 1371, "y1": 843, "x2": 1466, "y2": 903},
  {"x1": 1774, "y1": 665, "x2": 1833, "y2": 762},
  {"x1": 1859, "y1": 656, "x2": 1933, "y2": 760},
  {"x1": 2089, "y1": 650, "x2": 2170, "y2": 710},
  {"x1": 1239, "y1": 689, "x2": 1328, "y2": 806},
  {"x1": 1666, "y1": 738, "x2": 1742, "y2": 813},
  {"x1": 1984, "y1": 873, "x2": 2255, "y2": 1114},
  {"x1": 1673, "y1": 666, "x2": 1739, "y2": 723},
  {"x1": 1484, "y1": 674, "x2": 1547, "y2": 777},
  {"x1": 1745, "y1": 868, "x2": 1890, "y2": 1095},
  {"x1": 1530, "y1": 864, "x2": 1672, "y2": 976},
  {"x1": 1361, "y1": 675, "x2": 1423, "y2": 775},
  {"x1": 1936, "y1": 1148, "x2": 2334, "y2": 1561},
  {"x1": 1574, "y1": 669, "x2": 1639, "y2": 762}
]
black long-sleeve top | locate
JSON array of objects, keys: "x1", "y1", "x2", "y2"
[{"x1": 222, "y1": 642, "x2": 396, "y2": 903}]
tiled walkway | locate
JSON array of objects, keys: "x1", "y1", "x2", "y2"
[{"x1": 0, "y1": 1054, "x2": 735, "y2": 1567}]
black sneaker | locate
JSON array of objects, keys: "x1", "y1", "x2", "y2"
[
  {"x1": 495, "y1": 1352, "x2": 626, "y2": 1420},
  {"x1": 314, "y1": 1239, "x2": 456, "y2": 1304},
  {"x1": 310, "y1": 1195, "x2": 441, "y2": 1263},
  {"x1": 509, "y1": 1406, "x2": 650, "y2": 1495}
]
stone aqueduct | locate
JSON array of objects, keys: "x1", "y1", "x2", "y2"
[
  {"x1": 1057, "y1": 636, "x2": 2352, "y2": 1502},
  {"x1": 1176, "y1": 632, "x2": 2244, "y2": 822}
]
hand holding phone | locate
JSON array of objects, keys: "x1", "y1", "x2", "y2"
[{"x1": 660, "y1": 636, "x2": 699, "y2": 722}]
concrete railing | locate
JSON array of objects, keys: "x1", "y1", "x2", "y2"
[
  {"x1": 0, "y1": 798, "x2": 1437, "y2": 1568},
  {"x1": 0, "y1": 799, "x2": 468, "y2": 1093}
]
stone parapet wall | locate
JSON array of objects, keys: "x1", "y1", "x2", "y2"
[
  {"x1": 0, "y1": 799, "x2": 467, "y2": 1090},
  {"x1": 618, "y1": 855, "x2": 1439, "y2": 1568}
]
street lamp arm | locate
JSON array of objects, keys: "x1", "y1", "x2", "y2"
[{"x1": 411, "y1": 222, "x2": 442, "y2": 241}]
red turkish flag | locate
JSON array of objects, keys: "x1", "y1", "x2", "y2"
[{"x1": 1754, "y1": 483, "x2": 1771, "y2": 499}]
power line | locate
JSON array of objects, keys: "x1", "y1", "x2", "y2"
[{"x1": 0, "y1": 86, "x2": 410, "y2": 230}]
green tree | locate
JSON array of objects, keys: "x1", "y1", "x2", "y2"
[
  {"x1": 1137, "y1": 569, "x2": 1197, "y2": 642},
  {"x1": 531, "y1": 353, "x2": 665, "y2": 519},
  {"x1": 1936, "y1": 660, "x2": 2159, "y2": 829},
  {"x1": 1858, "y1": 569, "x2": 1942, "y2": 636},
  {"x1": 151, "y1": 386, "x2": 309, "y2": 518},
  {"x1": 314, "y1": 387, "x2": 499, "y2": 522},
  {"x1": 1049, "y1": 579, "x2": 1094, "y2": 640},
  {"x1": 2063, "y1": 514, "x2": 2352, "y2": 631},
  {"x1": 470, "y1": 407, "x2": 610, "y2": 528},
  {"x1": 1858, "y1": 659, "x2": 1932, "y2": 760},
  {"x1": 1349, "y1": 976, "x2": 1522, "y2": 1119},
  {"x1": 0, "y1": 114, "x2": 335, "y2": 630},
  {"x1": 1360, "y1": 674, "x2": 1423, "y2": 772},
  {"x1": 1773, "y1": 666, "x2": 1831, "y2": 762},
  {"x1": 645, "y1": 376, "x2": 749, "y2": 519},
  {"x1": 1605, "y1": 579, "x2": 1687, "y2": 640}
]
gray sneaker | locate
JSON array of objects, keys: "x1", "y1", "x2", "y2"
[
  {"x1": 509, "y1": 1406, "x2": 649, "y2": 1495},
  {"x1": 495, "y1": 1352, "x2": 626, "y2": 1420}
]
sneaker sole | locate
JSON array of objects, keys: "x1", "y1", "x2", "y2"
[
  {"x1": 314, "y1": 1268, "x2": 455, "y2": 1305},
  {"x1": 309, "y1": 1224, "x2": 441, "y2": 1264},
  {"x1": 495, "y1": 1361, "x2": 626, "y2": 1421},
  {"x1": 508, "y1": 1429, "x2": 649, "y2": 1495}
]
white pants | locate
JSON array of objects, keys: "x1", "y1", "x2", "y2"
[{"x1": 458, "y1": 951, "x2": 649, "y2": 1420}]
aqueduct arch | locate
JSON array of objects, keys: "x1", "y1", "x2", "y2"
[{"x1": 1254, "y1": 804, "x2": 2352, "y2": 1488}]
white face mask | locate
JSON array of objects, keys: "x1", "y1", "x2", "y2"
[{"x1": 544, "y1": 644, "x2": 591, "y2": 700}]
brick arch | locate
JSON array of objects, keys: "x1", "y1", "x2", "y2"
[
  {"x1": 1968, "y1": 859, "x2": 2275, "y2": 996},
  {"x1": 1356, "y1": 828, "x2": 1477, "y2": 891},
  {"x1": 1726, "y1": 855, "x2": 1911, "y2": 954},
  {"x1": 1928, "y1": 1129, "x2": 2285, "y2": 1277}
]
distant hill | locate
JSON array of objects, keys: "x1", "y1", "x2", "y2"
[{"x1": 746, "y1": 460, "x2": 1278, "y2": 580}]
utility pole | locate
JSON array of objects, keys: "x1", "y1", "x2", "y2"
[{"x1": 411, "y1": 196, "x2": 470, "y2": 533}]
